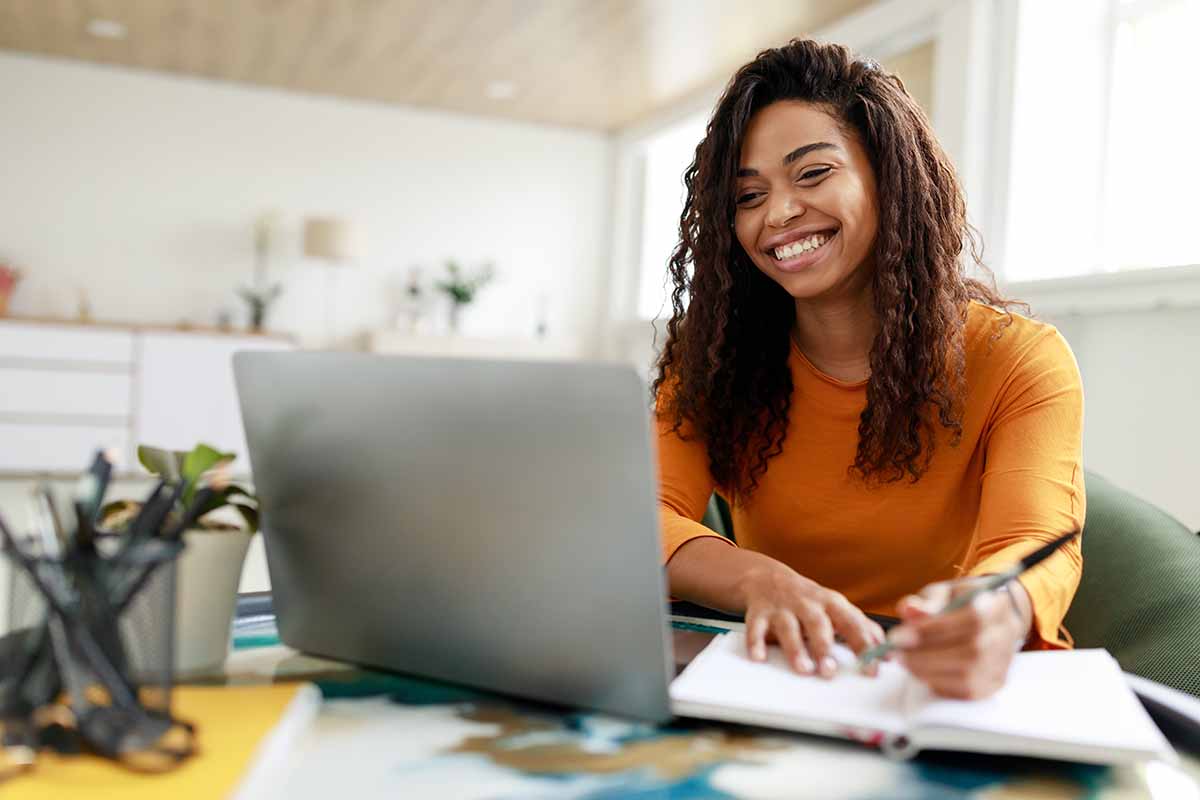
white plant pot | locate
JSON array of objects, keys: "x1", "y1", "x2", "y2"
[{"x1": 173, "y1": 528, "x2": 253, "y2": 677}]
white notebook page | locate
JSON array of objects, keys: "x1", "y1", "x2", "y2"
[
  {"x1": 670, "y1": 631, "x2": 912, "y2": 735},
  {"x1": 673, "y1": 635, "x2": 1172, "y2": 763},
  {"x1": 909, "y1": 649, "x2": 1172, "y2": 757}
]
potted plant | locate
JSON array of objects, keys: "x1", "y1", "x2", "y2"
[
  {"x1": 239, "y1": 211, "x2": 284, "y2": 333},
  {"x1": 435, "y1": 260, "x2": 495, "y2": 332},
  {"x1": 101, "y1": 443, "x2": 259, "y2": 676}
]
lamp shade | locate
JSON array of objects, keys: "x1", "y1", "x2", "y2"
[{"x1": 303, "y1": 217, "x2": 357, "y2": 262}]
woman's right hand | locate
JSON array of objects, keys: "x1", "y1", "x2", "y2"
[{"x1": 737, "y1": 561, "x2": 886, "y2": 678}]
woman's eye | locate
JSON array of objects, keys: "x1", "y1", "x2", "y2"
[
  {"x1": 736, "y1": 191, "x2": 763, "y2": 205},
  {"x1": 798, "y1": 166, "x2": 832, "y2": 182}
]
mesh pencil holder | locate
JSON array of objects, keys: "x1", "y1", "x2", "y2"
[{"x1": 0, "y1": 529, "x2": 196, "y2": 779}]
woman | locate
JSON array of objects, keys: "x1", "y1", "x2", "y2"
[{"x1": 654, "y1": 39, "x2": 1084, "y2": 699}]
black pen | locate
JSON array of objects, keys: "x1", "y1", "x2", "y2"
[
  {"x1": 857, "y1": 529, "x2": 1081, "y2": 669},
  {"x1": 72, "y1": 449, "x2": 115, "y2": 550}
]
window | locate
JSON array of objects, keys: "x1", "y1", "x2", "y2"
[
  {"x1": 635, "y1": 112, "x2": 707, "y2": 321},
  {"x1": 1004, "y1": 0, "x2": 1199, "y2": 282},
  {"x1": 1100, "y1": 0, "x2": 1200, "y2": 271}
]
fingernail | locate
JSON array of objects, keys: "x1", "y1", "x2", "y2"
[
  {"x1": 820, "y1": 657, "x2": 837, "y2": 677},
  {"x1": 753, "y1": 645, "x2": 766, "y2": 661},
  {"x1": 888, "y1": 627, "x2": 918, "y2": 648},
  {"x1": 796, "y1": 655, "x2": 814, "y2": 674}
]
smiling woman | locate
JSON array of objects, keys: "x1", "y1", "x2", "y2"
[{"x1": 653, "y1": 39, "x2": 1086, "y2": 701}]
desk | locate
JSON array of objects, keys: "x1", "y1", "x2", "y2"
[{"x1": 213, "y1": 624, "x2": 1200, "y2": 799}]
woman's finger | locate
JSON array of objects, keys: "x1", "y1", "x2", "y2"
[
  {"x1": 897, "y1": 580, "x2": 954, "y2": 619},
  {"x1": 893, "y1": 590, "x2": 1001, "y2": 650},
  {"x1": 794, "y1": 603, "x2": 838, "y2": 678},
  {"x1": 825, "y1": 605, "x2": 884, "y2": 678},
  {"x1": 744, "y1": 611, "x2": 770, "y2": 661},
  {"x1": 770, "y1": 610, "x2": 814, "y2": 674},
  {"x1": 826, "y1": 596, "x2": 885, "y2": 654},
  {"x1": 899, "y1": 642, "x2": 982, "y2": 676}
]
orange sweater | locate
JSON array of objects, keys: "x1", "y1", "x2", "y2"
[{"x1": 657, "y1": 302, "x2": 1085, "y2": 648}]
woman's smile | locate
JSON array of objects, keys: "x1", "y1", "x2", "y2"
[{"x1": 765, "y1": 229, "x2": 839, "y2": 272}]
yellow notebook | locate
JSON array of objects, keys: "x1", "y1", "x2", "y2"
[{"x1": 6, "y1": 682, "x2": 308, "y2": 800}]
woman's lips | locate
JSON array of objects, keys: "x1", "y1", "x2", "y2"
[{"x1": 770, "y1": 230, "x2": 837, "y2": 273}]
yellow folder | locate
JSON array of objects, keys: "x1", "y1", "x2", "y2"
[{"x1": 5, "y1": 682, "x2": 305, "y2": 799}]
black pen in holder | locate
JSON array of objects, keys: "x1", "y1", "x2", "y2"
[{"x1": 0, "y1": 456, "x2": 198, "y2": 779}]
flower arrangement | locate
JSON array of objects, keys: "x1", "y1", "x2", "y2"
[
  {"x1": 0, "y1": 263, "x2": 22, "y2": 316},
  {"x1": 435, "y1": 260, "x2": 495, "y2": 332},
  {"x1": 240, "y1": 212, "x2": 284, "y2": 332}
]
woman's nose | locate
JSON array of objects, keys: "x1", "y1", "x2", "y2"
[{"x1": 766, "y1": 192, "x2": 805, "y2": 228}]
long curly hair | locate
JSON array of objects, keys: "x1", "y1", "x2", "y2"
[{"x1": 652, "y1": 39, "x2": 1024, "y2": 501}]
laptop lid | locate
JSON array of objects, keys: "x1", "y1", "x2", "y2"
[{"x1": 233, "y1": 351, "x2": 674, "y2": 722}]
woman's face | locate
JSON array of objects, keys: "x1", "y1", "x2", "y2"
[{"x1": 733, "y1": 100, "x2": 879, "y2": 302}]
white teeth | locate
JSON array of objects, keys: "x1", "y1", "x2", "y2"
[{"x1": 773, "y1": 232, "x2": 831, "y2": 261}]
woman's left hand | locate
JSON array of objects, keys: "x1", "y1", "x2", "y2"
[{"x1": 888, "y1": 578, "x2": 1032, "y2": 699}]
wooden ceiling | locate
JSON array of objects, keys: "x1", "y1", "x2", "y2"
[{"x1": 0, "y1": 0, "x2": 874, "y2": 130}]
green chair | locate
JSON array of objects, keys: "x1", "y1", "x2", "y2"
[
  {"x1": 1064, "y1": 471, "x2": 1200, "y2": 698},
  {"x1": 700, "y1": 471, "x2": 1200, "y2": 697}
]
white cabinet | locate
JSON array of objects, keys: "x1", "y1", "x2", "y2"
[
  {"x1": 0, "y1": 319, "x2": 294, "y2": 474},
  {"x1": 0, "y1": 423, "x2": 130, "y2": 472},
  {"x1": 135, "y1": 331, "x2": 291, "y2": 463},
  {"x1": 0, "y1": 368, "x2": 132, "y2": 417},
  {"x1": 0, "y1": 322, "x2": 134, "y2": 364}
]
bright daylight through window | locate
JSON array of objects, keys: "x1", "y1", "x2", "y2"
[
  {"x1": 636, "y1": 113, "x2": 707, "y2": 321},
  {"x1": 1100, "y1": 0, "x2": 1199, "y2": 272},
  {"x1": 1004, "y1": 0, "x2": 1198, "y2": 282}
]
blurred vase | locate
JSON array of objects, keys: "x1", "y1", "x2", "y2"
[{"x1": 174, "y1": 528, "x2": 253, "y2": 676}]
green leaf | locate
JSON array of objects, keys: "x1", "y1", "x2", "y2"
[
  {"x1": 138, "y1": 445, "x2": 184, "y2": 481},
  {"x1": 224, "y1": 483, "x2": 257, "y2": 504},
  {"x1": 180, "y1": 445, "x2": 230, "y2": 505},
  {"x1": 181, "y1": 443, "x2": 235, "y2": 485},
  {"x1": 230, "y1": 501, "x2": 260, "y2": 533},
  {"x1": 168, "y1": 489, "x2": 259, "y2": 533},
  {"x1": 194, "y1": 487, "x2": 232, "y2": 520}
]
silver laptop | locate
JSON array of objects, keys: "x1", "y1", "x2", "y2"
[{"x1": 233, "y1": 351, "x2": 674, "y2": 722}]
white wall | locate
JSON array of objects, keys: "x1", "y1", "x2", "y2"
[
  {"x1": 1021, "y1": 304, "x2": 1200, "y2": 533},
  {"x1": 0, "y1": 52, "x2": 613, "y2": 351}
]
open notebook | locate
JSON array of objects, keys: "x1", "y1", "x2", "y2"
[{"x1": 670, "y1": 632, "x2": 1174, "y2": 765}]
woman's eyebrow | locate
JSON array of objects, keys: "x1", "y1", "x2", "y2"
[{"x1": 737, "y1": 142, "x2": 838, "y2": 177}]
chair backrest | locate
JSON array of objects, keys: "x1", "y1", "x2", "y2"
[
  {"x1": 700, "y1": 494, "x2": 734, "y2": 542},
  {"x1": 702, "y1": 472, "x2": 1200, "y2": 697},
  {"x1": 1064, "y1": 471, "x2": 1200, "y2": 697}
]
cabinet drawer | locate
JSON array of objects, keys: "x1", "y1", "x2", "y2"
[
  {"x1": 0, "y1": 368, "x2": 132, "y2": 417},
  {"x1": 0, "y1": 323, "x2": 134, "y2": 364},
  {"x1": 0, "y1": 423, "x2": 130, "y2": 472}
]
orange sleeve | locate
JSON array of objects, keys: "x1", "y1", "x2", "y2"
[
  {"x1": 967, "y1": 327, "x2": 1086, "y2": 649},
  {"x1": 654, "y1": 396, "x2": 735, "y2": 564}
]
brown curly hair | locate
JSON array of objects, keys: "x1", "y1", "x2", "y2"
[{"x1": 652, "y1": 39, "x2": 1024, "y2": 501}]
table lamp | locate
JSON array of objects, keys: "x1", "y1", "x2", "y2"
[{"x1": 303, "y1": 216, "x2": 357, "y2": 346}]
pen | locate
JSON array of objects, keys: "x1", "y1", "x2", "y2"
[
  {"x1": 857, "y1": 529, "x2": 1080, "y2": 670},
  {"x1": 72, "y1": 449, "x2": 115, "y2": 550},
  {"x1": 112, "y1": 467, "x2": 230, "y2": 609}
]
